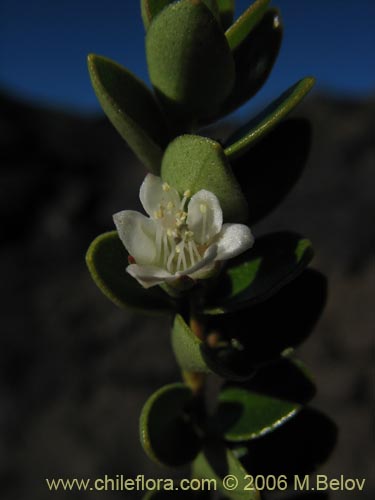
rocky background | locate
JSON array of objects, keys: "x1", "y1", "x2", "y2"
[{"x1": 0, "y1": 90, "x2": 374, "y2": 499}]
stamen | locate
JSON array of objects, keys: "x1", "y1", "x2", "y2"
[
  {"x1": 200, "y1": 204, "x2": 207, "y2": 242},
  {"x1": 156, "y1": 224, "x2": 163, "y2": 260},
  {"x1": 162, "y1": 182, "x2": 170, "y2": 192},
  {"x1": 166, "y1": 201, "x2": 174, "y2": 211},
  {"x1": 188, "y1": 241, "x2": 196, "y2": 266},
  {"x1": 163, "y1": 232, "x2": 169, "y2": 265}
]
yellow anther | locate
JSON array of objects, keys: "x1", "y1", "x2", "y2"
[
  {"x1": 167, "y1": 229, "x2": 174, "y2": 237},
  {"x1": 162, "y1": 182, "x2": 170, "y2": 192},
  {"x1": 200, "y1": 203, "x2": 207, "y2": 214},
  {"x1": 183, "y1": 189, "x2": 191, "y2": 198},
  {"x1": 153, "y1": 209, "x2": 163, "y2": 219},
  {"x1": 166, "y1": 201, "x2": 174, "y2": 210}
]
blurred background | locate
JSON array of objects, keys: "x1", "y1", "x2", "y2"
[{"x1": 0, "y1": 0, "x2": 374, "y2": 499}]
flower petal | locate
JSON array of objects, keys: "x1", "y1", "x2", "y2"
[
  {"x1": 215, "y1": 223, "x2": 254, "y2": 261},
  {"x1": 127, "y1": 264, "x2": 174, "y2": 289},
  {"x1": 113, "y1": 210, "x2": 157, "y2": 265},
  {"x1": 187, "y1": 190, "x2": 223, "y2": 245},
  {"x1": 140, "y1": 173, "x2": 180, "y2": 218},
  {"x1": 179, "y1": 244, "x2": 218, "y2": 278}
]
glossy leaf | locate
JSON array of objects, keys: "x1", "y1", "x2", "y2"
[
  {"x1": 202, "y1": 269, "x2": 327, "y2": 378},
  {"x1": 161, "y1": 134, "x2": 248, "y2": 222},
  {"x1": 239, "y1": 408, "x2": 337, "y2": 477},
  {"x1": 216, "y1": 387, "x2": 299, "y2": 442},
  {"x1": 141, "y1": 0, "x2": 173, "y2": 30},
  {"x1": 213, "y1": 358, "x2": 315, "y2": 441},
  {"x1": 232, "y1": 118, "x2": 311, "y2": 225},
  {"x1": 193, "y1": 445, "x2": 260, "y2": 500},
  {"x1": 217, "y1": 0, "x2": 235, "y2": 30},
  {"x1": 205, "y1": 231, "x2": 314, "y2": 313},
  {"x1": 224, "y1": 77, "x2": 315, "y2": 161},
  {"x1": 140, "y1": 383, "x2": 201, "y2": 466},
  {"x1": 88, "y1": 54, "x2": 168, "y2": 173},
  {"x1": 172, "y1": 314, "x2": 211, "y2": 373},
  {"x1": 225, "y1": 0, "x2": 270, "y2": 51},
  {"x1": 86, "y1": 231, "x2": 173, "y2": 314},
  {"x1": 146, "y1": 0, "x2": 235, "y2": 120},
  {"x1": 220, "y1": 8, "x2": 282, "y2": 118}
]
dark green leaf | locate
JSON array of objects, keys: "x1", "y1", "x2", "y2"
[
  {"x1": 232, "y1": 118, "x2": 311, "y2": 225},
  {"x1": 202, "y1": 269, "x2": 327, "y2": 377},
  {"x1": 140, "y1": 383, "x2": 201, "y2": 466},
  {"x1": 219, "y1": 9, "x2": 282, "y2": 118},
  {"x1": 161, "y1": 134, "x2": 248, "y2": 222},
  {"x1": 217, "y1": 0, "x2": 235, "y2": 30},
  {"x1": 225, "y1": 0, "x2": 270, "y2": 51},
  {"x1": 141, "y1": 0, "x2": 173, "y2": 30},
  {"x1": 146, "y1": 0, "x2": 235, "y2": 120},
  {"x1": 193, "y1": 444, "x2": 260, "y2": 500},
  {"x1": 238, "y1": 408, "x2": 337, "y2": 477},
  {"x1": 88, "y1": 54, "x2": 168, "y2": 173},
  {"x1": 205, "y1": 232, "x2": 314, "y2": 313},
  {"x1": 172, "y1": 314, "x2": 212, "y2": 373},
  {"x1": 215, "y1": 387, "x2": 300, "y2": 442},
  {"x1": 224, "y1": 77, "x2": 315, "y2": 161},
  {"x1": 213, "y1": 358, "x2": 315, "y2": 441},
  {"x1": 86, "y1": 231, "x2": 173, "y2": 314}
]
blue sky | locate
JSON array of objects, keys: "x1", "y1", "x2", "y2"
[{"x1": 1, "y1": 0, "x2": 374, "y2": 116}]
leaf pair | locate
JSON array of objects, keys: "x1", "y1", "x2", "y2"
[{"x1": 139, "y1": 357, "x2": 315, "y2": 466}]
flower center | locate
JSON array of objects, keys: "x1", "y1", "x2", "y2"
[{"x1": 152, "y1": 184, "x2": 207, "y2": 274}]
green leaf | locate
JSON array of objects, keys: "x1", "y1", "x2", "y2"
[
  {"x1": 86, "y1": 231, "x2": 173, "y2": 314},
  {"x1": 146, "y1": 0, "x2": 235, "y2": 120},
  {"x1": 219, "y1": 8, "x2": 282, "y2": 119},
  {"x1": 140, "y1": 383, "x2": 202, "y2": 466},
  {"x1": 193, "y1": 445, "x2": 260, "y2": 500},
  {"x1": 217, "y1": 0, "x2": 235, "y2": 30},
  {"x1": 213, "y1": 357, "x2": 315, "y2": 442},
  {"x1": 88, "y1": 54, "x2": 169, "y2": 173},
  {"x1": 172, "y1": 314, "x2": 211, "y2": 373},
  {"x1": 232, "y1": 118, "x2": 311, "y2": 225},
  {"x1": 141, "y1": 0, "x2": 173, "y2": 30},
  {"x1": 216, "y1": 387, "x2": 300, "y2": 442},
  {"x1": 201, "y1": 269, "x2": 326, "y2": 378},
  {"x1": 239, "y1": 408, "x2": 337, "y2": 477},
  {"x1": 225, "y1": 0, "x2": 270, "y2": 51},
  {"x1": 161, "y1": 135, "x2": 248, "y2": 222},
  {"x1": 224, "y1": 77, "x2": 315, "y2": 161},
  {"x1": 205, "y1": 232, "x2": 314, "y2": 313}
]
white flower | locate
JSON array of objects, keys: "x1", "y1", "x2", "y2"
[{"x1": 113, "y1": 174, "x2": 254, "y2": 289}]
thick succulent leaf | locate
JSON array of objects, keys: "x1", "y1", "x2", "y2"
[
  {"x1": 232, "y1": 118, "x2": 311, "y2": 225},
  {"x1": 224, "y1": 77, "x2": 315, "y2": 161},
  {"x1": 193, "y1": 445, "x2": 260, "y2": 500},
  {"x1": 140, "y1": 383, "x2": 201, "y2": 466},
  {"x1": 213, "y1": 358, "x2": 315, "y2": 442},
  {"x1": 86, "y1": 231, "x2": 173, "y2": 314},
  {"x1": 172, "y1": 314, "x2": 212, "y2": 373},
  {"x1": 146, "y1": 0, "x2": 235, "y2": 120},
  {"x1": 238, "y1": 408, "x2": 337, "y2": 477},
  {"x1": 225, "y1": 0, "x2": 270, "y2": 51},
  {"x1": 88, "y1": 54, "x2": 168, "y2": 173},
  {"x1": 217, "y1": 0, "x2": 235, "y2": 30},
  {"x1": 141, "y1": 0, "x2": 173, "y2": 30},
  {"x1": 205, "y1": 232, "x2": 314, "y2": 313},
  {"x1": 202, "y1": 269, "x2": 327, "y2": 378},
  {"x1": 161, "y1": 135, "x2": 248, "y2": 222},
  {"x1": 219, "y1": 8, "x2": 282, "y2": 118}
]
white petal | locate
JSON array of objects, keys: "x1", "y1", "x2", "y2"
[
  {"x1": 139, "y1": 173, "x2": 180, "y2": 218},
  {"x1": 113, "y1": 210, "x2": 157, "y2": 265},
  {"x1": 215, "y1": 223, "x2": 254, "y2": 261},
  {"x1": 127, "y1": 264, "x2": 173, "y2": 289},
  {"x1": 187, "y1": 190, "x2": 223, "y2": 245},
  {"x1": 178, "y1": 244, "x2": 218, "y2": 277}
]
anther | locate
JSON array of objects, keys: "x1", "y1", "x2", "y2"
[{"x1": 162, "y1": 182, "x2": 170, "y2": 192}]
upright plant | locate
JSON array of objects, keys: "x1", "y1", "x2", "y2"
[{"x1": 86, "y1": 1, "x2": 336, "y2": 498}]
